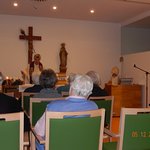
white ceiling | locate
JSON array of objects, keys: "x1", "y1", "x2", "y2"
[{"x1": 0, "y1": 0, "x2": 150, "y2": 27}]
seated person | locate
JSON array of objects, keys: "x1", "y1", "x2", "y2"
[
  {"x1": 86, "y1": 70, "x2": 108, "y2": 97},
  {"x1": 0, "y1": 93, "x2": 30, "y2": 132},
  {"x1": 33, "y1": 69, "x2": 61, "y2": 98},
  {"x1": 57, "y1": 73, "x2": 76, "y2": 95},
  {"x1": 34, "y1": 74, "x2": 98, "y2": 150}
]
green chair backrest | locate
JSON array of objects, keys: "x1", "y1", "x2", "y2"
[
  {"x1": 0, "y1": 120, "x2": 20, "y2": 150},
  {"x1": 50, "y1": 117, "x2": 101, "y2": 150},
  {"x1": 122, "y1": 113, "x2": 150, "y2": 150},
  {"x1": 94, "y1": 100, "x2": 111, "y2": 127},
  {"x1": 30, "y1": 97, "x2": 64, "y2": 126},
  {"x1": 0, "y1": 112, "x2": 23, "y2": 150},
  {"x1": 90, "y1": 96, "x2": 113, "y2": 129},
  {"x1": 22, "y1": 93, "x2": 35, "y2": 115},
  {"x1": 32, "y1": 101, "x2": 49, "y2": 126},
  {"x1": 23, "y1": 95, "x2": 30, "y2": 114}
]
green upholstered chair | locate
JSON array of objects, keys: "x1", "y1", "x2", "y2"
[
  {"x1": 30, "y1": 97, "x2": 64, "y2": 126},
  {"x1": 0, "y1": 112, "x2": 24, "y2": 150},
  {"x1": 103, "y1": 107, "x2": 150, "y2": 150},
  {"x1": 33, "y1": 109, "x2": 105, "y2": 150},
  {"x1": 89, "y1": 96, "x2": 114, "y2": 130},
  {"x1": 21, "y1": 92, "x2": 36, "y2": 115}
]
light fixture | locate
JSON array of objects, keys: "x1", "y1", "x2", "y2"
[
  {"x1": 13, "y1": 2, "x2": 18, "y2": 7},
  {"x1": 52, "y1": 6, "x2": 57, "y2": 10},
  {"x1": 124, "y1": 0, "x2": 150, "y2": 4},
  {"x1": 90, "y1": 9, "x2": 95, "y2": 14}
]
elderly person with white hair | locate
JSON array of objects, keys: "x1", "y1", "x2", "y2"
[
  {"x1": 34, "y1": 74, "x2": 98, "y2": 150},
  {"x1": 57, "y1": 73, "x2": 76, "y2": 95},
  {"x1": 86, "y1": 70, "x2": 108, "y2": 97}
]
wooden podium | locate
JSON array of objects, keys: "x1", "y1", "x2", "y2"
[{"x1": 105, "y1": 84, "x2": 142, "y2": 116}]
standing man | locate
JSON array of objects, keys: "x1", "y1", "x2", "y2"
[{"x1": 29, "y1": 54, "x2": 43, "y2": 84}]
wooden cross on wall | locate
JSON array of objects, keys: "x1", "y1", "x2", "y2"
[{"x1": 19, "y1": 26, "x2": 42, "y2": 64}]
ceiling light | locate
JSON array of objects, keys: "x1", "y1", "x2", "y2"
[
  {"x1": 13, "y1": 2, "x2": 18, "y2": 7},
  {"x1": 90, "y1": 9, "x2": 95, "y2": 14},
  {"x1": 52, "y1": 6, "x2": 57, "y2": 10},
  {"x1": 124, "y1": 0, "x2": 150, "y2": 4}
]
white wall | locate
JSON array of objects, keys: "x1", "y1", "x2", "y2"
[
  {"x1": 122, "y1": 51, "x2": 150, "y2": 107},
  {"x1": 0, "y1": 15, "x2": 121, "y2": 87}
]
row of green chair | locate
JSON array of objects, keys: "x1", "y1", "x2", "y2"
[
  {"x1": 22, "y1": 93, "x2": 114, "y2": 148},
  {"x1": 30, "y1": 96, "x2": 114, "y2": 127},
  {"x1": 21, "y1": 92, "x2": 150, "y2": 150},
  {"x1": 31, "y1": 107, "x2": 150, "y2": 150},
  {"x1": 1, "y1": 107, "x2": 150, "y2": 150},
  {"x1": 22, "y1": 92, "x2": 114, "y2": 130}
]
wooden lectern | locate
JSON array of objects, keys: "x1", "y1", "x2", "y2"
[{"x1": 105, "y1": 84, "x2": 142, "y2": 116}]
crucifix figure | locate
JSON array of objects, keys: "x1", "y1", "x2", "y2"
[{"x1": 19, "y1": 26, "x2": 42, "y2": 64}]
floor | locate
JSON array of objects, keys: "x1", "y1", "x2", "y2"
[
  {"x1": 103, "y1": 116, "x2": 120, "y2": 143},
  {"x1": 111, "y1": 116, "x2": 120, "y2": 141}
]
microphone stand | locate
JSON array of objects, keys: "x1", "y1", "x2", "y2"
[{"x1": 134, "y1": 64, "x2": 150, "y2": 107}]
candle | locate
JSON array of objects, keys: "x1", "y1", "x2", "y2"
[{"x1": 6, "y1": 76, "x2": 9, "y2": 85}]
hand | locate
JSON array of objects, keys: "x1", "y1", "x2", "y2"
[{"x1": 21, "y1": 71, "x2": 25, "y2": 80}]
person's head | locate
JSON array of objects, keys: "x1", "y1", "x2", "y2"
[
  {"x1": 69, "y1": 74, "x2": 93, "y2": 98},
  {"x1": 67, "y1": 73, "x2": 76, "y2": 84},
  {"x1": 39, "y1": 69, "x2": 57, "y2": 88},
  {"x1": 86, "y1": 71, "x2": 101, "y2": 85},
  {"x1": 34, "y1": 54, "x2": 41, "y2": 65}
]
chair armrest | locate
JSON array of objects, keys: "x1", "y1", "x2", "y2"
[
  {"x1": 104, "y1": 128, "x2": 120, "y2": 138},
  {"x1": 31, "y1": 127, "x2": 45, "y2": 144}
]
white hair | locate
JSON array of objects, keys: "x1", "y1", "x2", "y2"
[
  {"x1": 69, "y1": 74, "x2": 93, "y2": 97},
  {"x1": 68, "y1": 73, "x2": 76, "y2": 84},
  {"x1": 86, "y1": 70, "x2": 101, "y2": 85}
]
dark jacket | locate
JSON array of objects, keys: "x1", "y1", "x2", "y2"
[
  {"x1": 24, "y1": 85, "x2": 43, "y2": 93},
  {"x1": 90, "y1": 84, "x2": 108, "y2": 97},
  {"x1": 0, "y1": 93, "x2": 30, "y2": 132}
]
